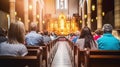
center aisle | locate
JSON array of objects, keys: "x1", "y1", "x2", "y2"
[{"x1": 51, "y1": 41, "x2": 72, "y2": 67}]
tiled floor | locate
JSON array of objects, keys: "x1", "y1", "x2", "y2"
[{"x1": 51, "y1": 41, "x2": 72, "y2": 67}]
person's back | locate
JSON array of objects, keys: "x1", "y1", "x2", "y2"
[
  {"x1": 76, "y1": 27, "x2": 98, "y2": 50},
  {"x1": 0, "y1": 42, "x2": 27, "y2": 56},
  {"x1": 25, "y1": 31, "x2": 43, "y2": 46},
  {"x1": 25, "y1": 22, "x2": 43, "y2": 46},
  {"x1": 0, "y1": 21, "x2": 28, "y2": 56},
  {"x1": 43, "y1": 31, "x2": 51, "y2": 44},
  {"x1": 97, "y1": 24, "x2": 120, "y2": 50}
]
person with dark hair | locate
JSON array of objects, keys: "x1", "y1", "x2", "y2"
[
  {"x1": 75, "y1": 26, "x2": 98, "y2": 50},
  {"x1": 25, "y1": 22, "x2": 44, "y2": 46},
  {"x1": 0, "y1": 27, "x2": 7, "y2": 43},
  {"x1": 0, "y1": 21, "x2": 28, "y2": 56},
  {"x1": 97, "y1": 24, "x2": 120, "y2": 50},
  {"x1": 43, "y1": 31, "x2": 51, "y2": 44},
  {"x1": 93, "y1": 29, "x2": 103, "y2": 40}
]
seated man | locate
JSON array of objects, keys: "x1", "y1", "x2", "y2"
[
  {"x1": 25, "y1": 22, "x2": 44, "y2": 46},
  {"x1": 97, "y1": 24, "x2": 120, "y2": 50}
]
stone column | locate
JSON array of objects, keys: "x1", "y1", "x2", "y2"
[
  {"x1": 24, "y1": 0, "x2": 29, "y2": 31},
  {"x1": 40, "y1": 10, "x2": 43, "y2": 32},
  {"x1": 9, "y1": 0, "x2": 16, "y2": 23},
  {"x1": 32, "y1": 0, "x2": 36, "y2": 22},
  {"x1": 82, "y1": 1, "x2": 85, "y2": 28},
  {"x1": 97, "y1": 0, "x2": 102, "y2": 29},
  {"x1": 87, "y1": 0, "x2": 91, "y2": 29},
  {"x1": 115, "y1": 0, "x2": 120, "y2": 29}
]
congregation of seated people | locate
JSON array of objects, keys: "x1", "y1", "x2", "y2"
[
  {"x1": 68, "y1": 24, "x2": 120, "y2": 50},
  {"x1": 0, "y1": 21, "x2": 57, "y2": 56}
]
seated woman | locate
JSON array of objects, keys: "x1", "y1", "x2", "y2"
[
  {"x1": 75, "y1": 26, "x2": 98, "y2": 50},
  {"x1": 0, "y1": 21, "x2": 28, "y2": 56}
]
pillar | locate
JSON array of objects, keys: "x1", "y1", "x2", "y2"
[
  {"x1": 97, "y1": 0, "x2": 102, "y2": 29},
  {"x1": 32, "y1": 0, "x2": 36, "y2": 22},
  {"x1": 24, "y1": 0, "x2": 29, "y2": 31},
  {"x1": 9, "y1": 0, "x2": 16, "y2": 23},
  {"x1": 87, "y1": 0, "x2": 91, "y2": 29},
  {"x1": 82, "y1": 1, "x2": 85, "y2": 28},
  {"x1": 115, "y1": 0, "x2": 120, "y2": 29}
]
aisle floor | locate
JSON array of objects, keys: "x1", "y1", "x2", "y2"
[{"x1": 51, "y1": 41, "x2": 72, "y2": 67}]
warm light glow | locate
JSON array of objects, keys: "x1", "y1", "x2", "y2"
[
  {"x1": 84, "y1": 14, "x2": 87, "y2": 19},
  {"x1": 91, "y1": 19, "x2": 93, "y2": 22},
  {"x1": 47, "y1": 13, "x2": 79, "y2": 35},
  {"x1": 96, "y1": 17, "x2": 98, "y2": 20},
  {"x1": 92, "y1": 5, "x2": 95, "y2": 11},
  {"x1": 42, "y1": 20, "x2": 45, "y2": 24},
  {"x1": 29, "y1": 5, "x2": 33, "y2": 10},
  {"x1": 102, "y1": 12, "x2": 105, "y2": 16},
  {"x1": 7, "y1": 14, "x2": 9, "y2": 18},
  {"x1": 28, "y1": 19, "x2": 30, "y2": 22},
  {"x1": 37, "y1": 15, "x2": 40, "y2": 19},
  {"x1": 14, "y1": 12, "x2": 17, "y2": 16},
  {"x1": 18, "y1": 18, "x2": 21, "y2": 21},
  {"x1": 80, "y1": 20, "x2": 82, "y2": 23}
]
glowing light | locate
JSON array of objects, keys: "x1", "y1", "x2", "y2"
[
  {"x1": 91, "y1": 19, "x2": 93, "y2": 22},
  {"x1": 96, "y1": 17, "x2": 98, "y2": 20},
  {"x1": 29, "y1": 5, "x2": 32, "y2": 10},
  {"x1": 80, "y1": 20, "x2": 82, "y2": 23},
  {"x1": 7, "y1": 14, "x2": 9, "y2": 18},
  {"x1": 37, "y1": 15, "x2": 40, "y2": 19},
  {"x1": 84, "y1": 14, "x2": 87, "y2": 19},
  {"x1": 14, "y1": 12, "x2": 17, "y2": 16},
  {"x1": 92, "y1": 5, "x2": 95, "y2": 11},
  {"x1": 18, "y1": 18, "x2": 21, "y2": 21},
  {"x1": 102, "y1": 12, "x2": 105, "y2": 16},
  {"x1": 42, "y1": 20, "x2": 45, "y2": 24}
]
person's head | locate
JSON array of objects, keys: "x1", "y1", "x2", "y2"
[
  {"x1": 8, "y1": 21, "x2": 25, "y2": 44},
  {"x1": 80, "y1": 26, "x2": 96, "y2": 49},
  {"x1": 80, "y1": 26, "x2": 92, "y2": 38},
  {"x1": 102, "y1": 24, "x2": 113, "y2": 33},
  {"x1": 30, "y1": 22, "x2": 37, "y2": 31},
  {"x1": 44, "y1": 31, "x2": 49, "y2": 35},
  {"x1": 95, "y1": 29, "x2": 103, "y2": 35}
]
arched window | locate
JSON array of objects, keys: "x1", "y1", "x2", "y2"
[{"x1": 56, "y1": 0, "x2": 68, "y2": 9}]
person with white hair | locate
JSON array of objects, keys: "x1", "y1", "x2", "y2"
[
  {"x1": 25, "y1": 22, "x2": 44, "y2": 46},
  {"x1": 97, "y1": 24, "x2": 120, "y2": 50}
]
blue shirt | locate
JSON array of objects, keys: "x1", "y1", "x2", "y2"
[
  {"x1": 97, "y1": 33, "x2": 120, "y2": 50},
  {"x1": 25, "y1": 31, "x2": 43, "y2": 46},
  {"x1": 0, "y1": 41, "x2": 28, "y2": 56}
]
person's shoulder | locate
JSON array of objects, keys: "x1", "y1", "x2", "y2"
[{"x1": 76, "y1": 38, "x2": 85, "y2": 43}]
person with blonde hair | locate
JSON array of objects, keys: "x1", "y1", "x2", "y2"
[{"x1": 0, "y1": 21, "x2": 28, "y2": 56}]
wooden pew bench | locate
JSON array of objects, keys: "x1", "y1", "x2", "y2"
[
  {"x1": 0, "y1": 49, "x2": 41, "y2": 67},
  {"x1": 86, "y1": 50, "x2": 120, "y2": 67},
  {"x1": 76, "y1": 49, "x2": 120, "y2": 67}
]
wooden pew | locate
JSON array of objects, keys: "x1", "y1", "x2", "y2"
[
  {"x1": 0, "y1": 49, "x2": 41, "y2": 67},
  {"x1": 26, "y1": 38, "x2": 59, "y2": 67},
  {"x1": 85, "y1": 50, "x2": 120, "y2": 67},
  {"x1": 76, "y1": 49, "x2": 120, "y2": 67},
  {"x1": 26, "y1": 45, "x2": 48, "y2": 67}
]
